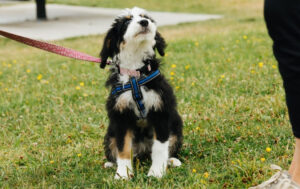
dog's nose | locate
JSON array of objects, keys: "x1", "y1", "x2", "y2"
[{"x1": 139, "y1": 19, "x2": 148, "y2": 27}]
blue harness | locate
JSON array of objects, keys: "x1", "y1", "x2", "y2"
[{"x1": 111, "y1": 70, "x2": 161, "y2": 119}]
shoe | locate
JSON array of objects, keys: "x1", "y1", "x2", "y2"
[{"x1": 249, "y1": 165, "x2": 300, "y2": 189}]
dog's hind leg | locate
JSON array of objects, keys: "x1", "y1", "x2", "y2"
[
  {"x1": 103, "y1": 139, "x2": 115, "y2": 168},
  {"x1": 167, "y1": 134, "x2": 182, "y2": 168},
  {"x1": 104, "y1": 162, "x2": 115, "y2": 168},
  {"x1": 168, "y1": 110, "x2": 183, "y2": 168},
  {"x1": 104, "y1": 130, "x2": 117, "y2": 167}
]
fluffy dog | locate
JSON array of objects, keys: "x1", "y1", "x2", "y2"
[{"x1": 100, "y1": 7, "x2": 183, "y2": 179}]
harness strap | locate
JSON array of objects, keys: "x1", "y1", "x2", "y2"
[
  {"x1": 111, "y1": 70, "x2": 160, "y2": 95},
  {"x1": 130, "y1": 77, "x2": 146, "y2": 118},
  {"x1": 111, "y1": 70, "x2": 161, "y2": 118}
]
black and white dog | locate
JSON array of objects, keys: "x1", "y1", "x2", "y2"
[{"x1": 100, "y1": 7, "x2": 183, "y2": 179}]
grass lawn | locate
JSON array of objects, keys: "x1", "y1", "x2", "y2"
[{"x1": 0, "y1": 0, "x2": 295, "y2": 188}]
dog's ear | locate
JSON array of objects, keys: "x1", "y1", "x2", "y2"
[
  {"x1": 154, "y1": 32, "x2": 167, "y2": 56},
  {"x1": 100, "y1": 27, "x2": 119, "y2": 69}
]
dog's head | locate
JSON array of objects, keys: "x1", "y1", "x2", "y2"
[{"x1": 100, "y1": 7, "x2": 166, "y2": 69}]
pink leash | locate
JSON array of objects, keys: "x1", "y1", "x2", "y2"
[
  {"x1": 0, "y1": 30, "x2": 110, "y2": 65},
  {"x1": 0, "y1": 30, "x2": 149, "y2": 77}
]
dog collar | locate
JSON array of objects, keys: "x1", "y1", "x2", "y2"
[
  {"x1": 117, "y1": 62, "x2": 152, "y2": 77},
  {"x1": 111, "y1": 70, "x2": 160, "y2": 118}
]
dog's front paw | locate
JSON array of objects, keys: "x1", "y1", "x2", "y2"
[
  {"x1": 114, "y1": 171, "x2": 133, "y2": 180},
  {"x1": 114, "y1": 159, "x2": 133, "y2": 180},
  {"x1": 147, "y1": 165, "x2": 166, "y2": 178}
]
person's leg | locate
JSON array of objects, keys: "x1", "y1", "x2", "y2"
[
  {"x1": 283, "y1": 75, "x2": 300, "y2": 184},
  {"x1": 289, "y1": 145, "x2": 297, "y2": 176},
  {"x1": 249, "y1": 0, "x2": 300, "y2": 188},
  {"x1": 290, "y1": 138, "x2": 300, "y2": 184},
  {"x1": 264, "y1": 0, "x2": 300, "y2": 186}
]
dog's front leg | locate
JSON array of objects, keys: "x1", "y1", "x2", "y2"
[
  {"x1": 148, "y1": 139, "x2": 169, "y2": 178},
  {"x1": 115, "y1": 130, "x2": 133, "y2": 179},
  {"x1": 147, "y1": 116, "x2": 169, "y2": 178}
]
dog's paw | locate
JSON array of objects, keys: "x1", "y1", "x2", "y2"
[
  {"x1": 104, "y1": 162, "x2": 114, "y2": 168},
  {"x1": 115, "y1": 162, "x2": 133, "y2": 180},
  {"x1": 168, "y1": 157, "x2": 182, "y2": 167},
  {"x1": 147, "y1": 165, "x2": 166, "y2": 178},
  {"x1": 114, "y1": 159, "x2": 133, "y2": 180},
  {"x1": 114, "y1": 169, "x2": 133, "y2": 180}
]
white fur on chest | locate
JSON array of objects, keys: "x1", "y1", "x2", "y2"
[
  {"x1": 117, "y1": 41, "x2": 155, "y2": 70},
  {"x1": 114, "y1": 75, "x2": 162, "y2": 116}
]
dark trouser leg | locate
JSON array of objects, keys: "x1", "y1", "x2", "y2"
[
  {"x1": 282, "y1": 76, "x2": 300, "y2": 138},
  {"x1": 264, "y1": 0, "x2": 300, "y2": 138}
]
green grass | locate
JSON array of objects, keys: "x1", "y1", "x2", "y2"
[{"x1": 0, "y1": 0, "x2": 296, "y2": 188}]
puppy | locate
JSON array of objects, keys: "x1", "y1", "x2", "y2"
[{"x1": 100, "y1": 7, "x2": 183, "y2": 179}]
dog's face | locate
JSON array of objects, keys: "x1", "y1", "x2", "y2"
[
  {"x1": 100, "y1": 7, "x2": 166, "y2": 69},
  {"x1": 123, "y1": 8, "x2": 156, "y2": 44}
]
